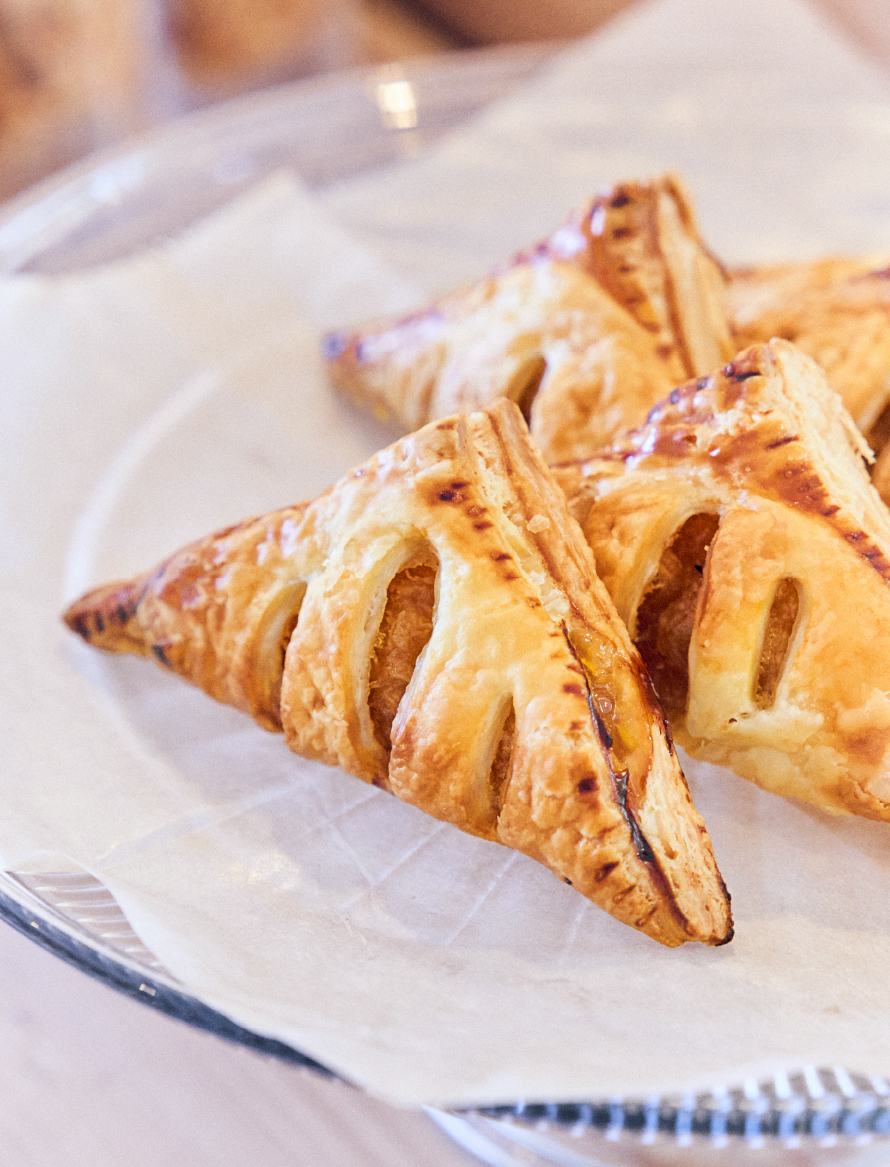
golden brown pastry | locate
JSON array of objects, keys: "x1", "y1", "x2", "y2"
[
  {"x1": 730, "y1": 257, "x2": 890, "y2": 477},
  {"x1": 325, "y1": 174, "x2": 737, "y2": 463},
  {"x1": 729, "y1": 254, "x2": 890, "y2": 322},
  {"x1": 65, "y1": 400, "x2": 731, "y2": 947},
  {"x1": 556, "y1": 339, "x2": 890, "y2": 821}
]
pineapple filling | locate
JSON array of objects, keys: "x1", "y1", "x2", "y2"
[
  {"x1": 634, "y1": 512, "x2": 720, "y2": 719},
  {"x1": 506, "y1": 354, "x2": 547, "y2": 425},
  {"x1": 486, "y1": 702, "x2": 516, "y2": 824},
  {"x1": 753, "y1": 577, "x2": 801, "y2": 710},
  {"x1": 369, "y1": 561, "x2": 438, "y2": 752},
  {"x1": 258, "y1": 581, "x2": 307, "y2": 726},
  {"x1": 867, "y1": 397, "x2": 890, "y2": 459}
]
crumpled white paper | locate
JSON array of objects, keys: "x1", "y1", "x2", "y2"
[{"x1": 4, "y1": 0, "x2": 890, "y2": 1109}]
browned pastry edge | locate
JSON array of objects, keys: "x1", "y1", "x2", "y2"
[{"x1": 728, "y1": 257, "x2": 890, "y2": 477}]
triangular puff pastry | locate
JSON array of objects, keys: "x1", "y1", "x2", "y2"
[
  {"x1": 730, "y1": 257, "x2": 890, "y2": 499},
  {"x1": 65, "y1": 400, "x2": 731, "y2": 947},
  {"x1": 556, "y1": 339, "x2": 890, "y2": 821},
  {"x1": 325, "y1": 174, "x2": 736, "y2": 463}
]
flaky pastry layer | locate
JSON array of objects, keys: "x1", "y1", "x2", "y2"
[
  {"x1": 65, "y1": 400, "x2": 731, "y2": 947},
  {"x1": 730, "y1": 257, "x2": 890, "y2": 501}
]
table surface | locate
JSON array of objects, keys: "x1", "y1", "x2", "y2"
[
  {"x1": 0, "y1": 916, "x2": 482, "y2": 1167},
  {"x1": 7, "y1": 3, "x2": 890, "y2": 1166}
]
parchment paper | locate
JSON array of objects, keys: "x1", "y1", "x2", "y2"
[{"x1": 4, "y1": 0, "x2": 890, "y2": 1109}]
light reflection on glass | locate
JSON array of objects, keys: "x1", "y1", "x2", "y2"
[{"x1": 375, "y1": 75, "x2": 418, "y2": 130}]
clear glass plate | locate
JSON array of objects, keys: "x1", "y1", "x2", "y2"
[
  {"x1": 2, "y1": 42, "x2": 889, "y2": 1162},
  {"x1": 0, "y1": 41, "x2": 558, "y2": 275}
]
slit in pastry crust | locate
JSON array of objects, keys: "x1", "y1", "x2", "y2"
[
  {"x1": 729, "y1": 257, "x2": 890, "y2": 506},
  {"x1": 63, "y1": 399, "x2": 732, "y2": 948},
  {"x1": 752, "y1": 577, "x2": 801, "y2": 711},
  {"x1": 633, "y1": 512, "x2": 720, "y2": 721},
  {"x1": 505, "y1": 354, "x2": 547, "y2": 426},
  {"x1": 369, "y1": 556, "x2": 438, "y2": 756},
  {"x1": 867, "y1": 397, "x2": 890, "y2": 460},
  {"x1": 487, "y1": 699, "x2": 516, "y2": 826},
  {"x1": 255, "y1": 580, "x2": 307, "y2": 729}
]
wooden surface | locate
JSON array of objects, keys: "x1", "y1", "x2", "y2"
[{"x1": 0, "y1": 918, "x2": 477, "y2": 1167}]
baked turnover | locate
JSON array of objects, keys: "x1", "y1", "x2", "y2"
[
  {"x1": 64, "y1": 400, "x2": 732, "y2": 947},
  {"x1": 557, "y1": 340, "x2": 890, "y2": 821},
  {"x1": 730, "y1": 257, "x2": 890, "y2": 500},
  {"x1": 325, "y1": 174, "x2": 736, "y2": 463}
]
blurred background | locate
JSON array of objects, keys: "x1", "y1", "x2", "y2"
[{"x1": 0, "y1": 0, "x2": 887, "y2": 203}]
